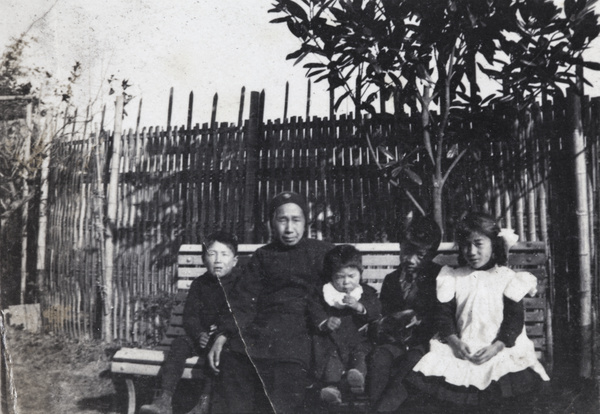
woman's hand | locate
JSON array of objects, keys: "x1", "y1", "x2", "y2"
[
  {"x1": 471, "y1": 341, "x2": 505, "y2": 365},
  {"x1": 208, "y1": 335, "x2": 228, "y2": 374},
  {"x1": 446, "y1": 335, "x2": 472, "y2": 361}
]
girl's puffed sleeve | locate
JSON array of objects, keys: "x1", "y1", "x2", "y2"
[
  {"x1": 504, "y1": 271, "x2": 538, "y2": 302},
  {"x1": 436, "y1": 266, "x2": 456, "y2": 303}
]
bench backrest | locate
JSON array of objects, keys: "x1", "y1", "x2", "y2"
[{"x1": 172, "y1": 241, "x2": 551, "y2": 366}]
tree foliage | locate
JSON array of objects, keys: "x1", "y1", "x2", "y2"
[
  {"x1": 270, "y1": 0, "x2": 600, "y2": 226},
  {"x1": 0, "y1": 34, "x2": 82, "y2": 221}
]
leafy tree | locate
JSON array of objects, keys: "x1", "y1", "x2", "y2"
[
  {"x1": 0, "y1": 33, "x2": 83, "y2": 305},
  {"x1": 270, "y1": 0, "x2": 600, "y2": 229}
]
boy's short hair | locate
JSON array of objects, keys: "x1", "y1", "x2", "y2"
[
  {"x1": 323, "y1": 245, "x2": 363, "y2": 278},
  {"x1": 399, "y1": 215, "x2": 442, "y2": 253},
  {"x1": 202, "y1": 230, "x2": 238, "y2": 256}
]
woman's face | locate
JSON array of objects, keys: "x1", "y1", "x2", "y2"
[
  {"x1": 331, "y1": 266, "x2": 361, "y2": 293},
  {"x1": 272, "y1": 203, "x2": 305, "y2": 246},
  {"x1": 460, "y1": 231, "x2": 493, "y2": 269}
]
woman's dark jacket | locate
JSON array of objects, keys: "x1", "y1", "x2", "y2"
[{"x1": 220, "y1": 237, "x2": 334, "y2": 368}]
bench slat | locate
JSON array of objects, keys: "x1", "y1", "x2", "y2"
[
  {"x1": 178, "y1": 267, "x2": 207, "y2": 278},
  {"x1": 112, "y1": 362, "x2": 203, "y2": 379},
  {"x1": 362, "y1": 255, "x2": 400, "y2": 267},
  {"x1": 526, "y1": 324, "x2": 544, "y2": 337}
]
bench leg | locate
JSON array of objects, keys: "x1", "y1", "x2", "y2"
[{"x1": 125, "y1": 378, "x2": 136, "y2": 414}]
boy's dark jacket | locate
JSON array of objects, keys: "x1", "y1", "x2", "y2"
[
  {"x1": 375, "y1": 261, "x2": 441, "y2": 347},
  {"x1": 312, "y1": 283, "x2": 382, "y2": 378},
  {"x1": 182, "y1": 268, "x2": 240, "y2": 345}
]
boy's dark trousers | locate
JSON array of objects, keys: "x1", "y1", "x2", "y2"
[
  {"x1": 367, "y1": 344, "x2": 425, "y2": 412},
  {"x1": 158, "y1": 336, "x2": 204, "y2": 395}
]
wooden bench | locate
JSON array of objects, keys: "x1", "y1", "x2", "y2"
[{"x1": 111, "y1": 241, "x2": 553, "y2": 413}]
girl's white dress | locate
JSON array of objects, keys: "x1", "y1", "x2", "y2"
[{"x1": 412, "y1": 265, "x2": 550, "y2": 391}]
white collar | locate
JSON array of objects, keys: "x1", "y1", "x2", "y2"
[{"x1": 323, "y1": 282, "x2": 363, "y2": 309}]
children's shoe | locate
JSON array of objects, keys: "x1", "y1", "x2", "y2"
[
  {"x1": 320, "y1": 386, "x2": 343, "y2": 405},
  {"x1": 139, "y1": 392, "x2": 173, "y2": 414},
  {"x1": 347, "y1": 369, "x2": 365, "y2": 394}
]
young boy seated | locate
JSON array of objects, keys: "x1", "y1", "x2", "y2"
[
  {"x1": 366, "y1": 215, "x2": 442, "y2": 413},
  {"x1": 314, "y1": 245, "x2": 382, "y2": 405},
  {"x1": 140, "y1": 231, "x2": 240, "y2": 414}
]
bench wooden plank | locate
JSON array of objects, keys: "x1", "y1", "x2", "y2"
[
  {"x1": 112, "y1": 362, "x2": 203, "y2": 379},
  {"x1": 362, "y1": 255, "x2": 400, "y2": 267}
]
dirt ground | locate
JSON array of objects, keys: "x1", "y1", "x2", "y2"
[
  {"x1": 4, "y1": 327, "x2": 117, "y2": 414},
  {"x1": 3, "y1": 327, "x2": 600, "y2": 414}
]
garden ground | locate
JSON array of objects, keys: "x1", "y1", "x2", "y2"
[{"x1": 4, "y1": 327, "x2": 599, "y2": 413}]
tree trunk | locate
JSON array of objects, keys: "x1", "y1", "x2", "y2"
[
  {"x1": 568, "y1": 87, "x2": 593, "y2": 378},
  {"x1": 20, "y1": 103, "x2": 33, "y2": 304},
  {"x1": 35, "y1": 115, "x2": 52, "y2": 304},
  {"x1": 104, "y1": 96, "x2": 124, "y2": 342}
]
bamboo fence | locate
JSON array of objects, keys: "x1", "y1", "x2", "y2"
[{"x1": 33, "y1": 89, "x2": 599, "y2": 345}]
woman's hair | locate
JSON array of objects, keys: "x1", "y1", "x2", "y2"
[
  {"x1": 323, "y1": 244, "x2": 363, "y2": 279},
  {"x1": 203, "y1": 230, "x2": 239, "y2": 256},
  {"x1": 455, "y1": 212, "x2": 508, "y2": 267}
]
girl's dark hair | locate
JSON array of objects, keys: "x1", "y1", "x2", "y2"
[
  {"x1": 323, "y1": 245, "x2": 363, "y2": 279},
  {"x1": 203, "y1": 230, "x2": 239, "y2": 256},
  {"x1": 455, "y1": 212, "x2": 507, "y2": 267}
]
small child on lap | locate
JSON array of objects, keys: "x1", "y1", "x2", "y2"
[{"x1": 313, "y1": 245, "x2": 382, "y2": 405}]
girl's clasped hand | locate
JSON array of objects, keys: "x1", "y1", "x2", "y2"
[{"x1": 447, "y1": 334, "x2": 505, "y2": 365}]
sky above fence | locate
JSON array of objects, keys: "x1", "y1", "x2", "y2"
[{"x1": 2, "y1": 0, "x2": 600, "y2": 130}]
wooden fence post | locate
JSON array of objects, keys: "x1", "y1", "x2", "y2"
[
  {"x1": 104, "y1": 96, "x2": 124, "y2": 342},
  {"x1": 243, "y1": 92, "x2": 261, "y2": 242}
]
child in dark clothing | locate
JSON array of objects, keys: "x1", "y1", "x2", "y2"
[
  {"x1": 315, "y1": 245, "x2": 382, "y2": 405},
  {"x1": 139, "y1": 231, "x2": 240, "y2": 414},
  {"x1": 367, "y1": 215, "x2": 442, "y2": 413}
]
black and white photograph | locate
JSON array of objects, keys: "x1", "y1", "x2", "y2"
[{"x1": 1, "y1": 1, "x2": 600, "y2": 413}]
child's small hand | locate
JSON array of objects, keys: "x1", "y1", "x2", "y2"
[
  {"x1": 198, "y1": 331, "x2": 211, "y2": 348},
  {"x1": 208, "y1": 335, "x2": 228, "y2": 374},
  {"x1": 325, "y1": 316, "x2": 341, "y2": 331},
  {"x1": 447, "y1": 335, "x2": 472, "y2": 361},
  {"x1": 471, "y1": 341, "x2": 505, "y2": 365},
  {"x1": 342, "y1": 295, "x2": 365, "y2": 313}
]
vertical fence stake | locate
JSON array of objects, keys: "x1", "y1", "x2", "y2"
[
  {"x1": 167, "y1": 87, "x2": 174, "y2": 129},
  {"x1": 243, "y1": 92, "x2": 261, "y2": 242},
  {"x1": 187, "y1": 92, "x2": 194, "y2": 131},
  {"x1": 238, "y1": 86, "x2": 246, "y2": 128},
  {"x1": 284, "y1": 81, "x2": 289, "y2": 121}
]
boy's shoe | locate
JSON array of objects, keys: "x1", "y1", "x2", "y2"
[
  {"x1": 139, "y1": 392, "x2": 173, "y2": 414},
  {"x1": 320, "y1": 386, "x2": 343, "y2": 405},
  {"x1": 186, "y1": 392, "x2": 210, "y2": 414},
  {"x1": 347, "y1": 369, "x2": 365, "y2": 394}
]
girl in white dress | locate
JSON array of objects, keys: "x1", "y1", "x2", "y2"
[{"x1": 408, "y1": 212, "x2": 549, "y2": 407}]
